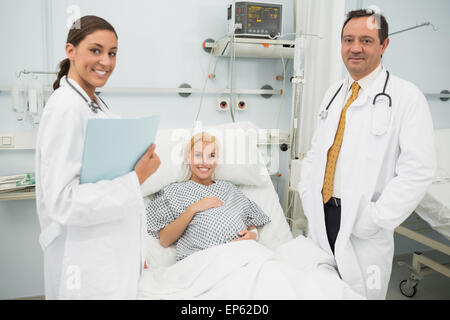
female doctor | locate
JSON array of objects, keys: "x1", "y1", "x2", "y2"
[{"x1": 35, "y1": 15, "x2": 160, "y2": 299}]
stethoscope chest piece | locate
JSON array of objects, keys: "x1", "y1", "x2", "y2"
[
  {"x1": 65, "y1": 77, "x2": 107, "y2": 114},
  {"x1": 88, "y1": 101, "x2": 101, "y2": 113}
]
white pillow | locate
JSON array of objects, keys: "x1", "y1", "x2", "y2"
[
  {"x1": 200, "y1": 121, "x2": 268, "y2": 186},
  {"x1": 140, "y1": 121, "x2": 268, "y2": 197},
  {"x1": 140, "y1": 129, "x2": 190, "y2": 196}
]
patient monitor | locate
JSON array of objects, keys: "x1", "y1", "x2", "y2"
[{"x1": 228, "y1": 1, "x2": 282, "y2": 39}]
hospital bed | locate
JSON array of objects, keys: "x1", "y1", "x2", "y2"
[
  {"x1": 136, "y1": 122, "x2": 364, "y2": 300},
  {"x1": 395, "y1": 128, "x2": 450, "y2": 297}
]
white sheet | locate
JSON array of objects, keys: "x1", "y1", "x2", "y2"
[
  {"x1": 137, "y1": 236, "x2": 364, "y2": 300},
  {"x1": 415, "y1": 181, "x2": 450, "y2": 239},
  {"x1": 413, "y1": 128, "x2": 450, "y2": 240}
]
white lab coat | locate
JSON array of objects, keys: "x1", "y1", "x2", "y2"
[
  {"x1": 35, "y1": 76, "x2": 147, "y2": 299},
  {"x1": 298, "y1": 68, "x2": 436, "y2": 299}
]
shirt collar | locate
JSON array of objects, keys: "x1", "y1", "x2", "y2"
[
  {"x1": 60, "y1": 75, "x2": 103, "y2": 106},
  {"x1": 347, "y1": 63, "x2": 383, "y2": 92}
]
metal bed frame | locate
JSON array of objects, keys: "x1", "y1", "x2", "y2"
[{"x1": 395, "y1": 219, "x2": 450, "y2": 297}]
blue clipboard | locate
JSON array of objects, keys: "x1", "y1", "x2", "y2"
[{"x1": 80, "y1": 115, "x2": 160, "y2": 184}]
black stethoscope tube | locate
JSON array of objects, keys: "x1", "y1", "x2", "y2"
[
  {"x1": 372, "y1": 70, "x2": 392, "y2": 107},
  {"x1": 64, "y1": 77, "x2": 109, "y2": 113},
  {"x1": 320, "y1": 70, "x2": 391, "y2": 120}
]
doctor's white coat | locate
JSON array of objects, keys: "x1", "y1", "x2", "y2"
[
  {"x1": 298, "y1": 69, "x2": 436, "y2": 299},
  {"x1": 35, "y1": 76, "x2": 147, "y2": 299}
]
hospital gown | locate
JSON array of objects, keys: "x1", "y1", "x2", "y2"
[{"x1": 146, "y1": 180, "x2": 271, "y2": 261}]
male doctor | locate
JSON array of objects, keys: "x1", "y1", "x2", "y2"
[{"x1": 297, "y1": 9, "x2": 436, "y2": 299}]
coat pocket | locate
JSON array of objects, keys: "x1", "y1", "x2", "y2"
[
  {"x1": 352, "y1": 196, "x2": 383, "y2": 239},
  {"x1": 58, "y1": 236, "x2": 119, "y2": 299}
]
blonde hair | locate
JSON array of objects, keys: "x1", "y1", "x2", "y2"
[
  {"x1": 185, "y1": 132, "x2": 218, "y2": 161},
  {"x1": 189, "y1": 132, "x2": 215, "y2": 150}
]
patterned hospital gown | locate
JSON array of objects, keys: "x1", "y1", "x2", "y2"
[{"x1": 146, "y1": 180, "x2": 271, "y2": 261}]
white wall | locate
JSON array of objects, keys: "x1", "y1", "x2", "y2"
[
  {"x1": 0, "y1": 0, "x2": 294, "y2": 299},
  {"x1": 378, "y1": 0, "x2": 450, "y2": 130}
]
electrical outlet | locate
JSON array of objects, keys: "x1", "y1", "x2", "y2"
[
  {"x1": 216, "y1": 98, "x2": 230, "y2": 111},
  {"x1": 235, "y1": 99, "x2": 247, "y2": 111},
  {"x1": 0, "y1": 135, "x2": 14, "y2": 148}
]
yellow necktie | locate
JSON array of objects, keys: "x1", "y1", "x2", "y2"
[{"x1": 322, "y1": 81, "x2": 360, "y2": 204}]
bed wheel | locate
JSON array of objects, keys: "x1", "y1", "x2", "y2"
[{"x1": 399, "y1": 279, "x2": 417, "y2": 298}]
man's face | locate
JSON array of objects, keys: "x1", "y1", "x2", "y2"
[{"x1": 341, "y1": 16, "x2": 389, "y2": 80}]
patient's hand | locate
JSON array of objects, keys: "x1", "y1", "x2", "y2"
[
  {"x1": 189, "y1": 196, "x2": 224, "y2": 214},
  {"x1": 232, "y1": 229, "x2": 257, "y2": 242}
]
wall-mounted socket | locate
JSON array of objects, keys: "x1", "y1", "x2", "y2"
[
  {"x1": 0, "y1": 135, "x2": 14, "y2": 149},
  {"x1": 235, "y1": 99, "x2": 247, "y2": 111},
  {"x1": 216, "y1": 97, "x2": 230, "y2": 111}
]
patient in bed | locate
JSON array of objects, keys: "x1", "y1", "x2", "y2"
[{"x1": 145, "y1": 132, "x2": 271, "y2": 261}]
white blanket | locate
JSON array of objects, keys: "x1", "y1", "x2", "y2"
[
  {"x1": 416, "y1": 182, "x2": 450, "y2": 239},
  {"x1": 137, "y1": 236, "x2": 365, "y2": 300}
]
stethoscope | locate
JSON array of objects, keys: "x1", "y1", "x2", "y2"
[
  {"x1": 319, "y1": 70, "x2": 391, "y2": 120},
  {"x1": 65, "y1": 77, "x2": 109, "y2": 113}
]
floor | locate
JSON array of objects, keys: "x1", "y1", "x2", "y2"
[{"x1": 387, "y1": 250, "x2": 450, "y2": 300}]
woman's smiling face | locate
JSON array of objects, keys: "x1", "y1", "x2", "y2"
[
  {"x1": 66, "y1": 29, "x2": 118, "y2": 98},
  {"x1": 189, "y1": 141, "x2": 218, "y2": 184}
]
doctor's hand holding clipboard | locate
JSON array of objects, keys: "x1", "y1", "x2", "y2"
[
  {"x1": 135, "y1": 144, "x2": 161, "y2": 184},
  {"x1": 35, "y1": 15, "x2": 161, "y2": 300}
]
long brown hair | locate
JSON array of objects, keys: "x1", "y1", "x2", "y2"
[{"x1": 53, "y1": 15, "x2": 118, "y2": 90}]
